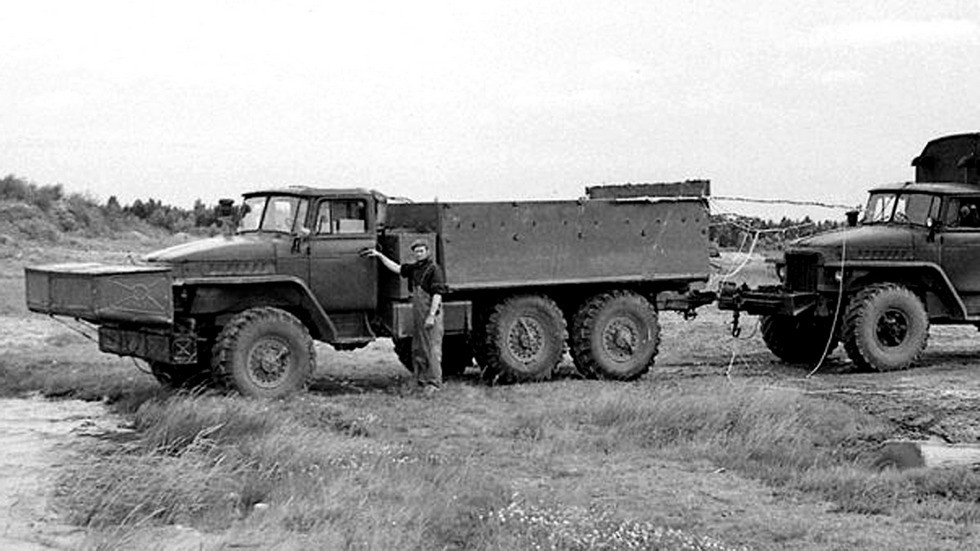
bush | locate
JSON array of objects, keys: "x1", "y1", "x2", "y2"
[{"x1": 0, "y1": 201, "x2": 61, "y2": 241}]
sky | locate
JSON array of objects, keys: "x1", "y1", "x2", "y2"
[{"x1": 3, "y1": 1, "x2": 980, "y2": 220}]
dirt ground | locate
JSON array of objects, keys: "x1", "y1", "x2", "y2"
[
  {"x1": 4, "y1": 243, "x2": 980, "y2": 549},
  {"x1": 0, "y1": 397, "x2": 124, "y2": 550}
]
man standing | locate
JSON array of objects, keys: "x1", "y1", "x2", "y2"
[{"x1": 364, "y1": 239, "x2": 446, "y2": 393}]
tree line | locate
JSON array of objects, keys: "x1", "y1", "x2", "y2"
[
  {"x1": 0, "y1": 174, "x2": 224, "y2": 239},
  {"x1": 1, "y1": 173, "x2": 842, "y2": 245},
  {"x1": 709, "y1": 214, "x2": 843, "y2": 250}
]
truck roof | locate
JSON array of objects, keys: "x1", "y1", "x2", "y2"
[
  {"x1": 242, "y1": 186, "x2": 386, "y2": 200},
  {"x1": 869, "y1": 181, "x2": 980, "y2": 195}
]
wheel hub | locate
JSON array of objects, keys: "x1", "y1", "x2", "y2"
[
  {"x1": 507, "y1": 317, "x2": 545, "y2": 364},
  {"x1": 602, "y1": 318, "x2": 640, "y2": 362},
  {"x1": 875, "y1": 309, "x2": 909, "y2": 348},
  {"x1": 247, "y1": 337, "x2": 291, "y2": 387}
]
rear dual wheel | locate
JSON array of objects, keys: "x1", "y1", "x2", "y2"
[
  {"x1": 481, "y1": 295, "x2": 566, "y2": 383},
  {"x1": 570, "y1": 291, "x2": 660, "y2": 381}
]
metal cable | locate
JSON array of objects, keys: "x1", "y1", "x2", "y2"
[{"x1": 712, "y1": 195, "x2": 859, "y2": 211}]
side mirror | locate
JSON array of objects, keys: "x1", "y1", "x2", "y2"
[
  {"x1": 926, "y1": 217, "x2": 941, "y2": 242},
  {"x1": 845, "y1": 209, "x2": 859, "y2": 227}
]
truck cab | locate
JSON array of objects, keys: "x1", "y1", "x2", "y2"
[
  {"x1": 145, "y1": 187, "x2": 385, "y2": 341},
  {"x1": 720, "y1": 133, "x2": 980, "y2": 373}
]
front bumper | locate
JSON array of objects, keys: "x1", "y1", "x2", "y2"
[
  {"x1": 717, "y1": 282, "x2": 819, "y2": 317},
  {"x1": 99, "y1": 324, "x2": 198, "y2": 364}
]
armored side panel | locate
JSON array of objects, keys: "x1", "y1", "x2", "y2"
[
  {"x1": 913, "y1": 133, "x2": 979, "y2": 185},
  {"x1": 25, "y1": 263, "x2": 173, "y2": 325},
  {"x1": 388, "y1": 198, "x2": 710, "y2": 290}
]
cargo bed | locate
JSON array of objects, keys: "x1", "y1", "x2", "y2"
[{"x1": 385, "y1": 195, "x2": 710, "y2": 291}]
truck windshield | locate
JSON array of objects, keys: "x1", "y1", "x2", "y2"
[
  {"x1": 863, "y1": 192, "x2": 936, "y2": 226},
  {"x1": 238, "y1": 195, "x2": 308, "y2": 234}
]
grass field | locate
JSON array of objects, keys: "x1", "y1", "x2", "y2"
[{"x1": 4, "y1": 238, "x2": 980, "y2": 550}]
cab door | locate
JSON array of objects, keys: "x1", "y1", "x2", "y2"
[
  {"x1": 938, "y1": 195, "x2": 980, "y2": 313},
  {"x1": 307, "y1": 197, "x2": 378, "y2": 312},
  {"x1": 269, "y1": 197, "x2": 310, "y2": 284}
]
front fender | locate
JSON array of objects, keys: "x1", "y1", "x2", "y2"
[
  {"x1": 178, "y1": 276, "x2": 336, "y2": 341},
  {"x1": 838, "y1": 261, "x2": 968, "y2": 320}
]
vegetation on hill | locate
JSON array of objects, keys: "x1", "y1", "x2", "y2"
[
  {"x1": 0, "y1": 174, "x2": 223, "y2": 242},
  {"x1": 1, "y1": 173, "x2": 842, "y2": 248}
]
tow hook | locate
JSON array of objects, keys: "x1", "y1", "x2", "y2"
[{"x1": 730, "y1": 309, "x2": 741, "y2": 338}]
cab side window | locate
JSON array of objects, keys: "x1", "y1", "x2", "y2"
[
  {"x1": 948, "y1": 197, "x2": 980, "y2": 229},
  {"x1": 315, "y1": 200, "x2": 368, "y2": 235}
]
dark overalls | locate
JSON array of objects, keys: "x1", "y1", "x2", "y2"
[{"x1": 401, "y1": 259, "x2": 445, "y2": 388}]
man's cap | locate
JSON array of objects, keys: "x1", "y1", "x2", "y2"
[{"x1": 410, "y1": 238, "x2": 429, "y2": 251}]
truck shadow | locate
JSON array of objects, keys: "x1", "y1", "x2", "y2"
[
  {"x1": 307, "y1": 373, "x2": 408, "y2": 396},
  {"x1": 307, "y1": 365, "x2": 580, "y2": 396}
]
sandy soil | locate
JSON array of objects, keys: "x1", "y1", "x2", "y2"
[{"x1": 0, "y1": 397, "x2": 123, "y2": 550}]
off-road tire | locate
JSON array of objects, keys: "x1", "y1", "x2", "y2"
[
  {"x1": 570, "y1": 291, "x2": 660, "y2": 381},
  {"x1": 482, "y1": 295, "x2": 566, "y2": 383},
  {"x1": 760, "y1": 315, "x2": 839, "y2": 365},
  {"x1": 212, "y1": 307, "x2": 314, "y2": 398},
  {"x1": 393, "y1": 336, "x2": 473, "y2": 378},
  {"x1": 149, "y1": 360, "x2": 212, "y2": 391},
  {"x1": 842, "y1": 283, "x2": 928, "y2": 372}
]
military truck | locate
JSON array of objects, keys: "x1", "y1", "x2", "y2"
[
  {"x1": 718, "y1": 132, "x2": 980, "y2": 372},
  {"x1": 26, "y1": 181, "x2": 715, "y2": 398}
]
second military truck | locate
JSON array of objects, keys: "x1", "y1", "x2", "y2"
[
  {"x1": 719, "y1": 132, "x2": 980, "y2": 372},
  {"x1": 26, "y1": 181, "x2": 715, "y2": 397}
]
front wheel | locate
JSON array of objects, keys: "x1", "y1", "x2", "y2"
[
  {"x1": 842, "y1": 283, "x2": 928, "y2": 372},
  {"x1": 760, "y1": 315, "x2": 838, "y2": 365},
  {"x1": 212, "y1": 307, "x2": 315, "y2": 398}
]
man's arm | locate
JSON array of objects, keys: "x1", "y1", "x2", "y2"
[{"x1": 362, "y1": 249, "x2": 401, "y2": 274}]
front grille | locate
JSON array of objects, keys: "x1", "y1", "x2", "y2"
[{"x1": 784, "y1": 252, "x2": 819, "y2": 292}]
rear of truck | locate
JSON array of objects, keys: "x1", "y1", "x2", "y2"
[{"x1": 380, "y1": 181, "x2": 716, "y2": 383}]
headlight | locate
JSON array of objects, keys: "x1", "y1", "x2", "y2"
[
  {"x1": 833, "y1": 270, "x2": 843, "y2": 282},
  {"x1": 775, "y1": 264, "x2": 785, "y2": 281}
]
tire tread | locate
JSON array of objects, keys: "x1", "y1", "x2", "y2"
[
  {"x1": 212, "y1": 307, "x2": 314, "y2": 397},
  {"x1": 570, "y1": 290, "x2": 659, "y2": 381}
]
